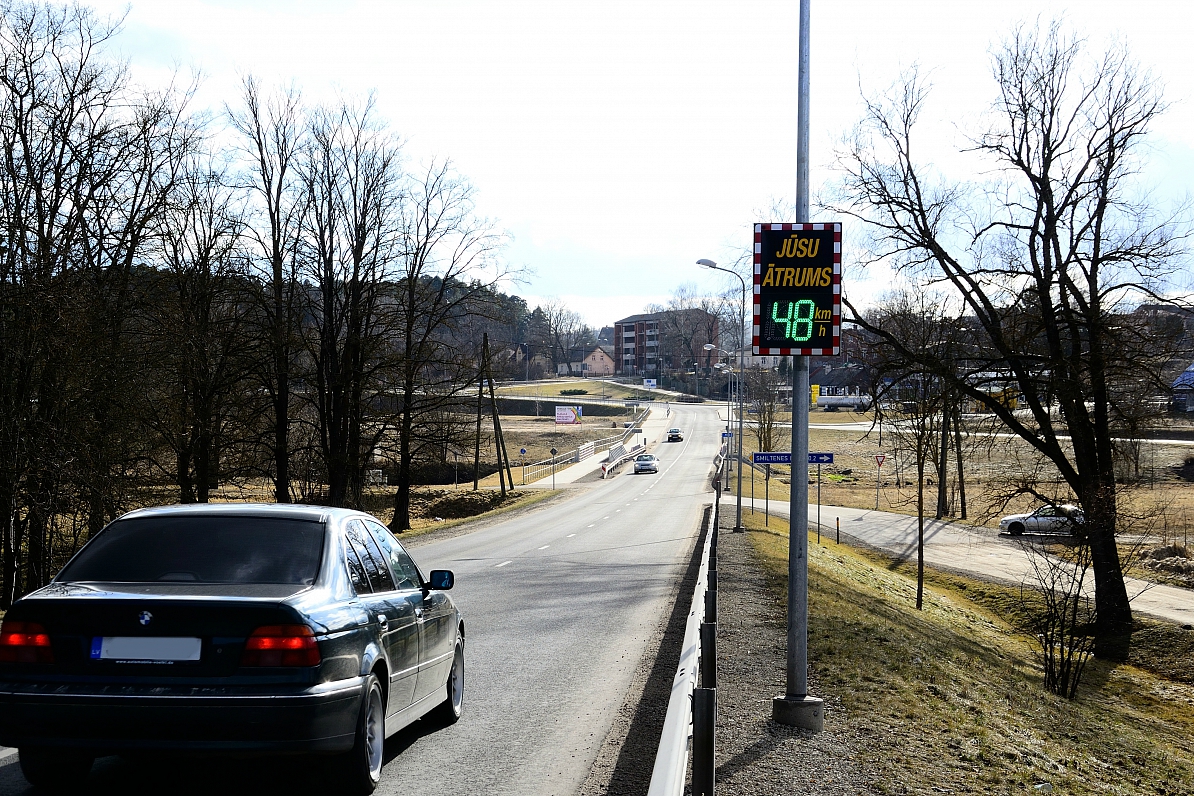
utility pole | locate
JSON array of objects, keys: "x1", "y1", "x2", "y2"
[{"x1": 772, "y1": 0, "x2": 825, "y2": 732}]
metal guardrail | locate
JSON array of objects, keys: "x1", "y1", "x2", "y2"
[
  {"x1": 519, "y1": 408, "x2": 651, "y2": 484},
  {"x1": 647, "y1": 498, "x2": 718, "y2": 796}
]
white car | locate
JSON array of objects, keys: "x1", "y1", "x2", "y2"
[
  {"x1": 633, "y1": 454, "x2": 658, "y2": 474},
  {"x1": 999, "y1": 504, "x2": 1084, "y2": 536}
]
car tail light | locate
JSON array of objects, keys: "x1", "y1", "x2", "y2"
[
  {"x1": 241, "y1": 625, "x2": 320, "y2": 667},
  {"x1": 0, "y1": 620, "x2": 54, "y2": 663}
]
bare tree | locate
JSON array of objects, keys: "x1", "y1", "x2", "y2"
[
  {"x1": 142, "y1": 156, "x2": 255, "y2": 503},
  {"x1": 228, "y1": 76, "x2": 307, "y2": 504},
  {"x1": 536, "y1": 298, "x2": 591, "y2": 375},
  {"x1": 387, "y1": 160, "x2": 510, "y2": 532},
  {"x1": 1022, "y1": 540, "x2": 1097, "y2": 698},
  {"x1": 866, "y1": 289, "x2": 955, "y2": 610},
  {"x1": 833, "y1": 23, "x2": 1189, "y2": 648},
  {"x1": 299, "y1": 96, "x2": 402, "y2": 507},
  {"x1": 745, "y1": 366, "x2": 788, "y2": 455},
  {"x1": 0, "y1": 2, "x2": 200, "y2": 595}
]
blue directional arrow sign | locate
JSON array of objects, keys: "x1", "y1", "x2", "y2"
[
  {"x1": 809, "y1": 453, "x2": 834, "y2": 464},
  {"x1": 753, "y1": 452, "x2": 791, "y2": 464},
  {"x1": 722, "y1": 432, "x2": 733, "y2": 439}
]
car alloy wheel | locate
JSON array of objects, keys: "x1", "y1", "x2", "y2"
[
  {"x1": 339, "y1": 673, "x2": 385, "y2": 794},
  {"x1": 432, "y1": 638, "x2": 465, "y2": 724},
  {"x1": 1008, "y1": 522, "x2": 1024, "y2": 536}
]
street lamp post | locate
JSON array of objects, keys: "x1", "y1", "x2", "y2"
[{"x1": 699, "y1": 260, "x2": 747, "y2": 532}]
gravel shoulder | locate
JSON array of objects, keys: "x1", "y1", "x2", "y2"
[{"x1": 713, "y1": 514, "x2": 879, "y2": 796}]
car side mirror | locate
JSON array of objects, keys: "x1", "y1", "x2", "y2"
[{"x1": 428, "y1": 570, "x2": 454, "y2": 590}]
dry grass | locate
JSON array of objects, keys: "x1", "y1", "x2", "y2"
[
  {"x1": 496, "y1": 378, "x2": 657, "y2": 402},
  {"x1": 746, "y1": 512, "x2": 1194, "y2": 794},
  {"x1": 731, "y1": 424, "x2": 1194, "y2": 535}
]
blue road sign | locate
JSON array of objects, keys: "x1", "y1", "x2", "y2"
[
  {"x1": 520, "y1": 448, "x2": 527, "y2": 455},
  {"x1": 751, "y1": 452, "x2": 834, "y2": 464},
  {"x1": 722, "y1": 432, "x2": 733, "y2": 439}
]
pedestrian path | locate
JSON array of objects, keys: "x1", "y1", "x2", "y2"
[
  {"x1": 738, "y1": 497, "x2": 1194, "y2": 626},
  {"x1": 528, "y1": 404, "x2": 675, "y2": 487}
]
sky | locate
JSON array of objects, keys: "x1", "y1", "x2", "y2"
[{"x1": 83, "y1": 0, "x2": 1194, "y2": 327}]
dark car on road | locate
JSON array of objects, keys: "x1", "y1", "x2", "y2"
[
  {"x1": 667, "y1": 428, "x2": 684, "y2": 442},
  {"x1": 0, "y1": 503, "x2": 464, "y2": 794}
]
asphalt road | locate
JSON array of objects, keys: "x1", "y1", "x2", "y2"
[{"x1": 0, "y1": 402, "x2": 721, "y2": 795}]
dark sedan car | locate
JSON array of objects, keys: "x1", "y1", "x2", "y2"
[{"x1": 0, "y1": 504, "x2": 464, "y2": 794}]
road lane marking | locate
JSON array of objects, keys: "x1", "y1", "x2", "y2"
[
  {"x1": 567, "y1": 533, "x2": 576, "y2": 538},
  {"x1": 537, "y1": 545, "x2": 549, "y2": 550},
  {"x1": 588, "y1": 524, "x2": 595, "y2": 528},
  {"x1": 603, "y1": 516, "x2": 609, "y2": 520},
  {"x1": 495, "y1": 560, "x2": 512, "y2": 568}
]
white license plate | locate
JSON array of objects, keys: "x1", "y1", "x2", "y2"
[{"x1": 90, "y1": 636, "x2": 202, "y2": 662}]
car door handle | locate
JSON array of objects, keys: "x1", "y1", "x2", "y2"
[
  {"x1": 414, "y1": 607, "x2": 424, "y2": 619},
  {"x1": 376, "y1": 614, "x2": 388, "y2": 629}
]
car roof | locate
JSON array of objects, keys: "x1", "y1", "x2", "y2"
[{"x1": 116, "y1": 503, "x2": 340, "y2": 523}]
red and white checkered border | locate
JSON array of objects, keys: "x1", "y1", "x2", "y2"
[{"x1": 751, "y1": 222, "x2": 841, "y2": 356}]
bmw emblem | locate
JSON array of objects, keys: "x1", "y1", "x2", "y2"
[{"x1": 138, "y1": 611, "x2": 153, "y2": 626}]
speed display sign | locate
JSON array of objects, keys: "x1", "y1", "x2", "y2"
[{"x1": 753, "y1": 222, "x2": 841, "y2": 356}]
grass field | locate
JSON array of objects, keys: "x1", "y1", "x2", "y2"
[
  {"x1": 496, "y1": 378, "x2": 659, "y2": 402},
  {"x1": 748, "y1": 512, "x2": 1194, "y2": 794}
]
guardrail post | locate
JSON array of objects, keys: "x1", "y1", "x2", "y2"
[
  {"x1": 692, "y1": 687, "x2": 716, "y2": 796},
  {"x1": 700, "y1": 621, "x2": 716, "y2": 688}
]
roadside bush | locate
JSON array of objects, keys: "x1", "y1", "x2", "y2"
[
  {"x1": 560, "y1": 388, "x2": 588, "y2": 395},
  {"x1": 1022, "y1": 541, "x2": 1096, "y2": 698},
  {"x1": 419, "y1": 489, "x2": 511, "y2": 519}
]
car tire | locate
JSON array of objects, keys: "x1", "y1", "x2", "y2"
[
  {"x1": 1008, "y1": 522, "x2": 1024, "y2": 536},
  {"x1": 336, "y1": 673, "x2": 385, "y2": 794},
  {"x1": 19, "y1": 747, "x2": 94, "y2": 791},
  {"x1": 430, "y1": 638, "x2": 465, "y2": 725}
]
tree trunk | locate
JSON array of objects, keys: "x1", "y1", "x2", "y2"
[
  {"x1": 1081, "y1": 480, "x2": 1132, "y2": 657},
  {"x1": 953, "y1": 406, "x2": 967, "y2": 519}
]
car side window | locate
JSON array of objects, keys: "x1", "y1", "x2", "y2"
[
  {"x1": 366, "y1": 521, "x2": 422, "y2": 591},
  {"x1": 343, "y1": 537, "x2": 372, "y2": 594},
  {"x1": 346, "y1": 521, "x2": 395, "y2": 593},
  {"x1": 1037, "y1": 507, "x2": 1055, "y2": 517}
]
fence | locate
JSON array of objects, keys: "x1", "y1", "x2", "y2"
[{"x1": 647, "y1": 495, "x2": 718, "y2": 796}]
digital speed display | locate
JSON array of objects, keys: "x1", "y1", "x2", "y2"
[{"x1": 753, "y1": 223, "x2": 841, "y2": 356}]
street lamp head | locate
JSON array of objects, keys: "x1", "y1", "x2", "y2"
[
  {"x1": 703, "y1": 343, "x2": 716, "y2": 351},
  {"x1": 696, "y1": 258, "x2": 717, "y2": 268}
]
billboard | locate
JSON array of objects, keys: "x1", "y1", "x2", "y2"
[
  {"x1": 555, "y1": 406, "x2": 582, "y2": 424},
  {"x1": 753, "y1": 222, "x2": 841, "y2": 356}
]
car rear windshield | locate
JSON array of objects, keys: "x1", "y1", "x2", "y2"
[{"x1": 57, "y1": 516, "x2": 325, "y2": 585}]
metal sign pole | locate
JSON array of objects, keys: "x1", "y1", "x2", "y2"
[{"x1": 773, "y1": 0, "x2": 823, "y2": 732}]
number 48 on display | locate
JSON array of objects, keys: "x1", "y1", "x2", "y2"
[{"x1": 770, "y1": 299, "x2": 816, "y2": 342}]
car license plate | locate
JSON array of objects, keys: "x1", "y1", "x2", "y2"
[{"x1": 90, "y1": 636, "x2": 202, "y2": 662}]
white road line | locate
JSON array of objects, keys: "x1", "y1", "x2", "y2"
[
  {"x1": 603, "y1": 516, "x2": 609, "y2": 519},
  {"x1": 537, "y1": 545, "x2": 549, "y2": 550},
  {"x1": 495, "y1": 560, "x2": 512, "y2": 568},
  {"x1": 567, "y1": 533, "x2": 576, "y2": 538},
  {"x1": 587, "y1": 524, "x2": 595, "y2": 528}
]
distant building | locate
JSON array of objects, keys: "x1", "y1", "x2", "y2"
[
  {"x1": 557, "y1": 345, "x2": 616, "y2": 377},
  {"x1": 584, "y1": 346, "x2": 615, "y2": 376},
  {"x1": 1173, "y1": 363, "x2": 1194, "y2": 411},
  {"x1": 614, "y1": 310, "x2": 719, "y2": 376}
]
